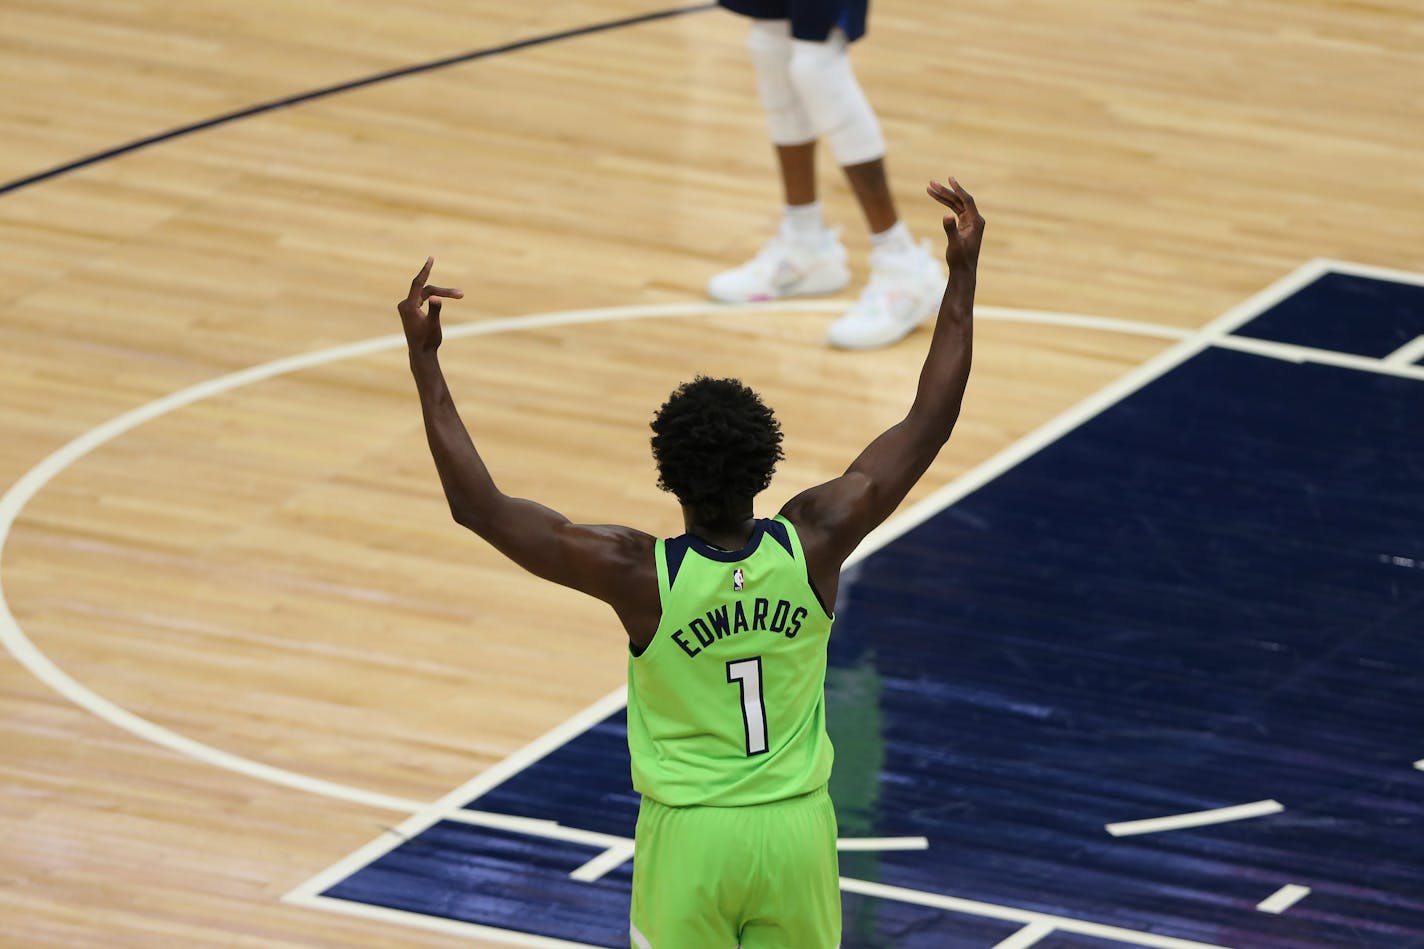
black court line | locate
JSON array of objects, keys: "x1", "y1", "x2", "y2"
[{"x1": 0, "y1": 3, "x2": 716, "y2": 198}]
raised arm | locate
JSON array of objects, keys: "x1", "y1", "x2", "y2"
[
  {"x1": 781, "y1": 178, "x2": 984, "y2": 595},
  {"x1": 397, "y1": 259, "x2": 659, "y2": 638}
]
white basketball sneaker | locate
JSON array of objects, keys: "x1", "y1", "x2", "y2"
[
  {"x1": 825, "y1": 241, "x2": 945, "y2": 350},
  {"x1": 707, "y1": 226, "x2": 851, "y2": 303}
]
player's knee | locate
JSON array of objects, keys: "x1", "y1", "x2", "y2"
[
  {"x1": 746, "y1": 20, "x2": 815, "y2": 145},
  {"x1": 786, "y1": 34, "x2": 885, "y2": 166},
  {"x1": 745, "y1": 17, "x2": 793, "y2": 56}
]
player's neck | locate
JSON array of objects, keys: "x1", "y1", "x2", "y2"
[{"x1": 682, "y1": 504, "x2": 756, "y2": 552}]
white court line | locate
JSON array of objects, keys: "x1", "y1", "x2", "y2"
[
  {"x1": 1241, "y1": 256, "x2": 1424, "y2": 374},
  {"x1": 286, "y1": 870, "x2": 1234, "y2": 949},
  {"x1": 839, "y1": 877, "x2": 1229, "y2": 949},
  {"x1": 570, "y1": 841, "x2": 637, "y2": 883},
  {"x1": 284, "y1": 878, "x2": 1237, "y2": 949},
  {"x1": 836, "y1": 836, "x2": 929, "y2": 852},
  {"x1": 447, "y1": 804, "x2": 627, "y2": 850},
  {"x1": 1105, "y1": 800, "x2": 1284, "y2": 837},
  {"x1": 1312, "y1": 256, "x2": 1424, "y2": 288},
  {"x1": 1383, "y1": 335, "x2": 1424, "y2": 367},
  {"x1": 1214, "y1": 334, "x2": 1424, "y2": 381},
  {"x1": 282, "y1": 684, "x2": 630, "y2": 902},
  {"x1": 566, "y1": 833, "x2": 930, "y2": 883},
  {"x1": 1256, "y1": 884, "x2": 1311, "y2": 915},
  {"x1": 992, "y1": 921, "x2": 1057, "y2": 949}
]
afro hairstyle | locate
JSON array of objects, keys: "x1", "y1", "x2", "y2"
[{"x1": 649, "y1": 376, "x2": 785, "y2": 522}]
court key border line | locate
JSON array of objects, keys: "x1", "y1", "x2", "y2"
[
  {"x1": 1105, "y1": 800, "x2": 1285, "y2": 838},
  {"x1": 1257, "y1": 885, "x2": 1312, "y2": 916},
  {"x1": 2, "y1": 258, "x2": 1418, "y2": 948}
]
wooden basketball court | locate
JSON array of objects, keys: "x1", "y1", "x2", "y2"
[{"x1": 1, "y1": 2, "x2": 1419, "y2": 946}]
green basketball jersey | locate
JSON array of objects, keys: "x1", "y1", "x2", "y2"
[{"x1": 627, "y1": 515, "x2": 835, "y2": 807}]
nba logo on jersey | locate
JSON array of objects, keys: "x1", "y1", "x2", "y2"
[{"x1": 732, "y1": 568, "x2": 745, "y2": 591}]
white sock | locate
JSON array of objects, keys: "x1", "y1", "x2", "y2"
[
  {"x1": 781, "y1": 201, "x2": 827, "y2": 241},
  {"x1": 870, "y1": 220, "x2": 917, "y2": 257}
]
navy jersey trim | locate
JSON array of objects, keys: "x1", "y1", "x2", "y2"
[
  {"x1": 666, "y1": 519, "x2": 798, "y2": 588},
  {"x1": 662, "y1": 535, "x2": 694, "y2": 588},
  {"x1": 762, "y1": 518, "x2": 794, "y2": 558}
]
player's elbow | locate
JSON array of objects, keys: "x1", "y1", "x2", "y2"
[
  {"x1": 449, "y1": 491, "x2": 528, "y2": 547},
  {"x1": 440, "y1": 478, "x2": 508, "y2": 534},
  {"x1": 449, "y1": 503, "x2": 484, "y2": 532},
  {"x1": 448, "y1": 494, "x2": 497, "y2": 534}
]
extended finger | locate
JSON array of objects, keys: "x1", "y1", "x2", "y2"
[
  {"x1": 928, "y1": 179, "x2": 965, "y2": 213},
  {"x1": 949, "y1": 178, "x2": 978, "y2": 214},
  {"x1": 409, "y1": 256, "x2": 436, "y2": 297},
  {"x1": 927, "y1": 179, "x2": 953, "y2": 202},
  {"x1": 421, "y1": 285, "x2": 464, "y2": 301}
]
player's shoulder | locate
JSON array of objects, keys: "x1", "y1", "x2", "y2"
[
  {"x1": 777, "y1": 473, "x2": 876, "y2": 584},
  {"x1": 778, "y1": 472, "x2": 870, "y2": 532},
  {"x1": 777, "y1": 490, "x2": 833, "y2": 558}
]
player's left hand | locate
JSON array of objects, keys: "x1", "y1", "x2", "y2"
[
  {"x1": 926, "y1": 178, "x2": 985, "y2": 273},
  {"x1": 398, "y1": 256, "x2": 464, "y2": 353}
]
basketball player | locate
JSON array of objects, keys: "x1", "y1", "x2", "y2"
[
  {"x1": 397, "y1": 177, "x2": 983, "y2": 949},
  {"x1": 708, "y1": 0, "x2": 945, "y2": 350}
]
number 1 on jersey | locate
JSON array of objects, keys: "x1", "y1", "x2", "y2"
[{"x1": 726, "y1": 657, "x2": 768, "y2": 756}]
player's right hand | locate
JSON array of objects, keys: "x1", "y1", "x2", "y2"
[{"x1": 398, "y1": 256, "x2": 464, "y2": 354}]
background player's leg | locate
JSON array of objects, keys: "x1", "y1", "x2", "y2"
[
  {"x1": 782, "y1": 26, "x2": 945, "y2": 349},
  {"x1": 841, "y1": 156, "x2": 896, "y2": 236},
  {"x1": 776, "y1": 141, "x2": 818, "y2": 207},
  {"x1": 771, "y1": 141, "x2": 832, "y2": 257},
  {"x1": 708, "y1": 19, "x2": 850, "y2": 304}
]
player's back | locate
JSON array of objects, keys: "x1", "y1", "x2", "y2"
[{"x1": 627, "y1": 515, "x2": 835, "y2": 807}]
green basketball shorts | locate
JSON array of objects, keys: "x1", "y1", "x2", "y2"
[{"x1": 629, "y1": 785, "x2": 841, "y2": 949}]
